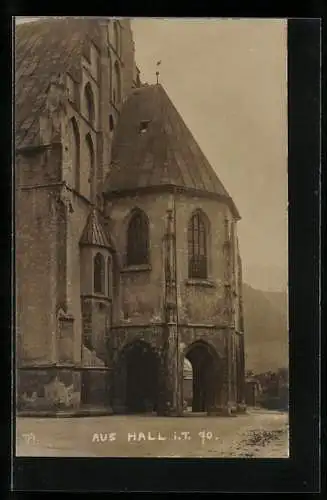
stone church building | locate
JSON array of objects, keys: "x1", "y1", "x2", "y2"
[{"x1": 16, "y1": 18, "x2": 246, "y2": 416}]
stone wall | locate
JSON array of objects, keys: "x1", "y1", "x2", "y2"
[
  {"x1": 81, "y1": 297, "x2": 111, "y2": 364},
  {"x1": 17, "y1": 367, "x2": 111, "y2": 411},
  {"x1": 105, "y1": 190, "x2": 244, "y2": 415},
  {"x1": 110, "y1": 325, "x2": 165, "y2": 355},
  {"x1": 16, "y1": 161, "x2": 61, "y2": 364},
  {"x1": 109, "y1": 324, "x2": 241, "y2": 415},
  {"x1": 179, "y1": 326, "x2": 226, "y2": 357},
  {"x1": 175, "y1": 192, "x2": 239, "y2": 327},
  {"x1": 107, "y1": 192, "x2": 170, "y2": 326},
  {"x1": 16, "y1": 149, "x2": 93, "y2": 368},
  {"x1": 16, "y1": 144, "x2": 62, "y2": 187},
  {"x1": 17, "y1": 369, "x2": 81, "y2": 411},
  {"x1": 80, "y1": 369, "x2": 109, "y2": 407}
]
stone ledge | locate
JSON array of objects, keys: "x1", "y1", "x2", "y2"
[
  {"x1": 121, "y1": 264, "x2": 152, "y2": 273},
  {"x1": 185, "y1": 278, "x2": 216, "y2": 288},
  {"x1": 81, "y1": 293, "x2": 111, "y2": 303}
]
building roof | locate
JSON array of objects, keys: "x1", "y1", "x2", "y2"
[
  {"x1": 80, "y1": 209, "x2": 113, "y2": 250},
  {"x1": 15, "y1": 18, "x2": 101, "y2": 149},
  {"x1": 105, "y1": 84, "x2": 240, "y2": 219}
]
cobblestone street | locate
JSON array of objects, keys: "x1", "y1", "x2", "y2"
[{"x1": 16, "y1": 408, "x2": 289, "y2": 458}]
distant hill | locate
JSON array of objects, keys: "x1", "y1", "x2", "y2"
[
  {"x1": 242, "y1": 283, "x2": 288, "y2": 373},
  {"x1": 243, "y1": 264, "x2": 288, "y2": 293}
]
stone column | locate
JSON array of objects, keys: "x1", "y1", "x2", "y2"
[
  {"x1": 207, "y1": 338, "x2": 232, "y2": 416},
  {"x1": 212, "y1": 216, "x2": 234, "y2": 416},
  {"x1": 156, "y1": 349, "x2": 167, "y2": 415},
  {"x1": 161, "y1": 205, "x2": 182, "y2": 416},
  {"x1": 236, "y1": 333, "x2": 247, "y2": 413},
  {"x1": 236, "y1": 247, "x2": 246, "y2": 413},
  {"x1": 51, "y1": 194, "x2": 62, "y2": 364},
  {"x1": 220, "y1": 331, "x2": 233, "y2": 415},
  {"x1": 111, "y1": 353, "x2": 127, "y2": 414},
  {"x1": 160, "y1": 325, "x2": 174, "y2": 415},
  {"x1": 97, "y1": 22, "x2": 111, "y2": 203}
]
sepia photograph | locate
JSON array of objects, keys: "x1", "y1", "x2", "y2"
[{"x1": 15, "y1": 16, "x2": 289, "y2": 460}]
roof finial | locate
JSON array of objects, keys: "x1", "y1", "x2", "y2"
[{"x1": 156, "y1": 60, "x2": 161, "y2": 84}]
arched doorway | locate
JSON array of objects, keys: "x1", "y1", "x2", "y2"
[
  {"x1": 119, "y1": 341, "x2": 159, "y2": 414},
  {"x1": 184, "y1": 341, "x2": 221, "y2": 413}
]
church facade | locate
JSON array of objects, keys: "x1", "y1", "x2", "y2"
[{"x1": 15, "y1": 18, "x2": 246, "y2": 416}]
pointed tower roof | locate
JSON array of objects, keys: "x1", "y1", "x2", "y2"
[
  {"x1": 104, "y1": 84, "x2": 240, "y2": 219},
  {"x1": 15, "y1": 18, "x2": 101, "y2": 148},
  {"x1": 80, "y1": 209, "x2": 113, "y2": 249}
]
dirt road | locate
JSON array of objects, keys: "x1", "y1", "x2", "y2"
[{"x1": 16, "y1": 408, "x2": 289, "y2": 458}]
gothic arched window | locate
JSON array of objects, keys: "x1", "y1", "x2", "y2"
[
  {"x1": 188, "y1": 211, "x2": 208, "y2": 279},
  {"x1": 68, "y1": 117, "x2": 80, "y2": 191},
  {"x1": 109, "y1": 114, "x2": 114, "y2": 131},
  {"x1": 107, "y1": 256, "x2": 112, "y2": 297},
  {"x1": 84, "y1": 82, "x2": 95, "y2": 125},
  {"x1": 94, "y1": 252, "x2": 105, "y2": 294},
  {"x1": 127, "y1": 209, "x2": 149, "y2": 266},
  {"x1": 85, "y1": 134, "x2": 94, "y2": 199}
]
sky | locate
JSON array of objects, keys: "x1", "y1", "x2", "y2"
[
  {"x1": 131, "y1": 19, "x2": 288, "y2": 292},
  {"x1": 16, "y1": 17, "x2": 288, "y2": 292}
]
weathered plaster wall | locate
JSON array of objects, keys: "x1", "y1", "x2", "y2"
[
  {"x1": 175, "y1": 193, "x2": 235, "y2": 326},
  {"x1": 16, "y1": 145, "x2": 62, "y2": 187},
  {"x1": 16, "y1": 147, "x2": 64, "y2": 364},
  {"x1": 106, "y1": 192, "x2": 171, "y2": 325},
  {"x1": 16, "y1": 188, "x2": 58, "y2": 363},
  {"x1": 17, "y1": 369, "x2": 81, "y2": 411}
]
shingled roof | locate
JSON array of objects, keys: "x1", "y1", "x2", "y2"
[
  {"x1": 15, "y1": 18, "x2": 101, "y2": 149},
  {"x1": 105, "y1": 84, "x2": 240, "y2": 219},
  {"x1": 80, "y1": 209, "x2": 114, "y2": 250}
]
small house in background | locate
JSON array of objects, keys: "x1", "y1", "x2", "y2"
[
  {"x1": 183, "y1": 358, "x2": 193, "y2": 408},
  {"x1": 245, "y1": 377, "x2": 262, "y2": 407}
]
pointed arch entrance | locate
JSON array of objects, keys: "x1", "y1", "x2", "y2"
[
  {"x1": 116, "y1": 340, "x2": 160, "y2": 414},
  {"x1": 183, "y1": 341, "x2": 222, "y2": 413}
]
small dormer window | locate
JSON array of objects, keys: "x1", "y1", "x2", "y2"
[{"x1": 139, "y1": 120, "x2": 150, "y2": 134}]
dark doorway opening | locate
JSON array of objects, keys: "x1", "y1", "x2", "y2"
[
  {"x1": 184, "y1": 342, "x2": 219, "y2": 413},
  {"x1": 124, "y1": 341, "x2": 159, "y2": 414}
]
